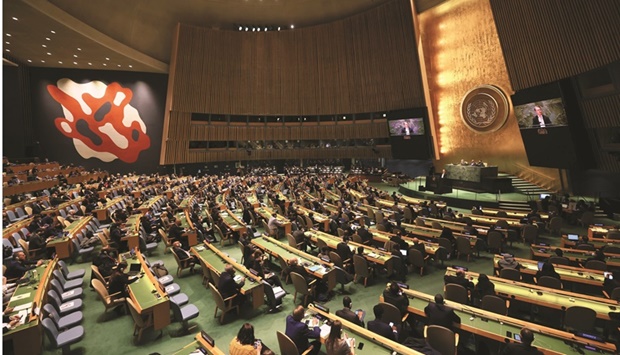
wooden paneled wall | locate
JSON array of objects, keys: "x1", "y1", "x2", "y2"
[
  {"x1": 189, "y1": 121, "x2": 388, "y2": 142},
  {"x1": 186, "y1": 146, "x2": 391, "y2": 164},
  {"x1": 490, "y1": 0, "x2": 620, "y2": 91},
  {"x1": 161, "y1": 0, "x2": 420, "y2": 164},
  {"x1": 169, "y1": 0, "x2": 424, "y2": 115}
]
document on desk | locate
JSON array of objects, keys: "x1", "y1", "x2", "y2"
[
  {"x1": 367, "y1": 253, "x2": 379, "y2": 258},
  {"x1": 10, "y1": 293, "x2": 31, "y2": 302},
  {"x1": 308, "y1": 265, "x2": 321, "y2": 272},
  {"x1": 320, "y1": 324, "x2": 331, "y2": 338},
  {"x1": 12, "y1": 303, "x2": 32, "y2": 312}
]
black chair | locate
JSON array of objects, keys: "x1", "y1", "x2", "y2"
[
  {"x1": 537, "y1": 276, "x2": 562, "y2": 289},
  {"x1": 564, "y1": 306, "x2": 596, "y2": 333},
  {"x1": 445, "y1": 283, "x2": 469, "y2": 304},
  {"x1": 481, "y1": 295, "x2": 509, "y2": 315},
  {"x1": 499, "y1": 268, "x2": 521, "y2": 281}
]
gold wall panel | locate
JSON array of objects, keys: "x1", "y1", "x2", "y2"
[{"x1": 419, "y1": 0, "x2": 560, "y2": 187}]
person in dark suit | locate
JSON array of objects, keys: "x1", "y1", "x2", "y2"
[
  {"x1": 382, "y1": 282, "x2": 409, "y2": 317},
  {"x1": 4, "y1": 252, "x2": 43, "y2": 280},
  {"x1": 501, "y1": 327, "x2": 543, "y2": 355},
  {"x1": 535, "y1": 262, "x2": 560, "y2": 282},
  {"x1": 218, "y1": 264, "x2": 246, "y2": 306},
  {"x1": 357, "y1": 225, "x2": 373, "y2": 245},
  {"x1": 336, "y1": 236, "x2": 354, "y2": 264},
  {"x1": 531, "y1": 106, "x2": 551, "y2": 127},
  {"x1": 444, "y1": 269, "x2": 475, "y2": 292},
  {"x1": 410, "y1": 238, "x2": 427, "y2": 259},
  {"x1": 367, "y1": 304, "x2": 398, "y2": 341},
  {"x1": 168, "y1": 219, "x2": 188, "y2": 249},
  {"x1": 171, "y1": 241, "x2": 196, "y2": 272},
  {"x1": 285, "y1": 305, "x2": 321, "y2": 355},
  {"x1": 108, "y1": 262, "x2": 140, "y2": 299},
  {"x1": 424, "y1": 294, "x2": 461, "y2": 332},
  {"x1": 335, "y1": 296, "x2": 364, "y2": 327}
]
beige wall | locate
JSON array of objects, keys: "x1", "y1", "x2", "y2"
[{"x1": 418, "y1": 0, "x2": 560, "y2": 190}]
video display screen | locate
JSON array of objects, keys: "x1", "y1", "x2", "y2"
[
  {"x1": 515, "y1": 98, "x2": 568, "y2": 129},
  {"x1": 388, "y1": 118, "x2": 425, "y2": 136}
]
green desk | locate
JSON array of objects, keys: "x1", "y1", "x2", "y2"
[
  {"x1": 255, "y1": 206, "x2": 291, "y2": 235},
  {"x1": 137, "y1": 195, "x2": 165, "y2": 213},
  {"x1": 464, "y1": 213, "x2": 524, "y2": 229},
  {"x1": 445, "y1": 268, "x2": 617, "y2": 321},
  {"x1": 492, "y1": 254, "x2": 605, "y2": 288},
  {"x1": 399, "y1": 287, "x2": 616, "y2": 355},
  {"x1": 530, "y1": 244, "x2": 620, "y2": 268},
  {"x1": 296, "y1": 206, "x2": 330, "y2": 231},
  {"x1": 124, "y1": 251, "x2": 170, "y2": 330},
  {"x1": 219, "y1": 209, "x2": 247, "y2": 235},
  {"x1": 4, "y1": 259, "x2": 57, "y2": 355},
  {"x1": 252, "y1": 236, "x2": 336, "y2": 290},
  {"x1": 191, "y1": 243, "x2": 264, "y2": 309},
  {"x1": 304, "y1": 230, "x2": 393, "y2": 267},
  {"x1": 173, "y1": 334, "x2": 226, "y2": 355},
  {"x1": 562, "y1": 234, "x2": 620, "y2": 250}
]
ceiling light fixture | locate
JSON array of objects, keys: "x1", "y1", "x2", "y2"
[
  {"x1": 88, "y1": 62, "x2": 92, "y2": 65},
  {"x1": 5, "y1": 49, "x2": 10, "y2": 52},
  {"x1": 45, "y1": 37, "x2": 51, "y2": 41},
  {"x1": 46, "y1": 52, "x2": 51, "y2": 55},
  {"x1": 58, "y1": 61, "x2": 63, "y2": 64},
  {"x1": 41, "y1": 60, "x2": 45, "y2": 63},
  {"x1": 6, "y1": 33, "x2": 11, "y2": 37},
  {"x1": 27, "y1": 59, "x2": 32, "y2": 63},
  {"x1": 290, "y1": 25, "x2": 295, "y2": 29},
  {"x1": 117, "y1": 64, "x2": 121, "y2": 67},
  {"x1": 77, "y1": 47, "x2": 81, "y2": 51},
  {"x1": 73, "y1": 54, "x2": 78, "y2": 58},
  {"x1": 12, "y1": 17, "x2": 18, "y2": 21},
  {"x1": 5, "y1": 41, "x2": 9, "y2": 45},
  {"x1": 50, "y1": 30, "x2": 56, "y2": 34},
  {"x1": 103, "y1": 63, "x2": 107, "y2": 66},
  {"x1": 106, "y1": 57, "x2": 110, "y2": 60},
  {"x1": 128, "y1": 65, "x2": 133, "y2": 68},
  {"x1": 42, "y1": 44, "x2": 47, "y2": 48}
]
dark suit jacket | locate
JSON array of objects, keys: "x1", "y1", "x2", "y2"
[
  {"x1": 285, "y1": 315, "x2": 320, "y2": 352},
  {"x1": 335, "y1": 307, "x2": 364, "y2": 327},
  {"x1": 336, "y1": 242, "x2": 353, "y2": 262},
  {"x1": 501, "y1": 342, "x2": 543, "y2": 355},
  {"x1": 531, "y1": 115, "x2": 551, "y2": 126},
  {"x1": 424, "y1": 302, "x2": 461, "y2": 331},
  {"x1": 5, "y1": 259, "x2": 38, "y2": 280},
  {"x1": 367, "y1": 319, "x2": 396, "y2": 341},
  {"x1": 382, "y1": 290, "x2": 410, "y2": 316},
  {"x1": 218, "y1": 271, "x2": 243, "y2": 299}
]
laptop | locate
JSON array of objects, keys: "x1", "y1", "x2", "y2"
[
  {"x1": 567, "y1": 234, "x2": 579, "y2": 241},
  {"x1": 127, "y1": 263, "x2": 142, "y2": 276}
]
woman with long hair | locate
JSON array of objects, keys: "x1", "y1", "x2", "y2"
[{"x1": 326, "y1": 320, "x2": 355, "y2": 355}]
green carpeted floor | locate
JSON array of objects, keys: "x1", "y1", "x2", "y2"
[{"x1": 45, "y1": 184, "x2": 613, "y2": 355}]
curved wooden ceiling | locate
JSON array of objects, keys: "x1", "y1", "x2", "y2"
[{"x1": 3, "y1": 0, "x2": 392, "y2": 73}]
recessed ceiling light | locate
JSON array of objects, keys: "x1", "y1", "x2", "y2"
[
  {"x1": 27, "y1": 59, "x2": 32, "y2": 63},
  {"x1": 42, "y1": 44, "x2": 47, "y2": 48},
  {"x1": 12, "y1": 17, "x2": 18, "y2": 21},
  {"x1": 290, "y1": 25, "x2": 295, "y2": 29},
  {"x1": 117, "y1": 64, "x2": 121, "y2": 67},
  {"x1": 5, "y1": 49, "x2": 10, "y2": 52},
  {"x1": 73, "y1": 62, "x2": 77, "y2": 65},
  {"x1": 6, "y1": 33, "x2": 11, "y2": 37},
  {"x1": 77, "y1": 47, "x2": 81, "y2": 51},
  {"x1": 45, "y1": 37, "x2": 51, "y2": 41},
  {"x1": 5, "y1": 41, "x2": 9, "y2": 45},
  {"x1": 50, "y1": 30, "x2": 56, "y2": 34},
  {"x1": 73, "y1": 54, "x2": 78, "y2": 58},
  {"x1": 103, "y1": 63, "x2": 107, "y2": 66},
  {"x1": 106, "y1": 57, "x2": 110, "y2": 61},
  {"x1": 41, "y1": 60, "x2": 45, "y2": 63},
  {"x1": 47, "y1": 52, "x2": 51, "y2": 55},
  {"x1": 58, "y1": 61, "x2": 63, "y2": 64},
  {"x1": 128, "y1": 65, "x2": 133, "y2": 68}
]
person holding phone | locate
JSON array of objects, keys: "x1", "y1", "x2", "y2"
[
  {"x1": 501, "y1": 327, "x2": 543, "y2": 354},
  {"x1": 229, "y1": 323, "x2": 262, "y2": 355}
]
